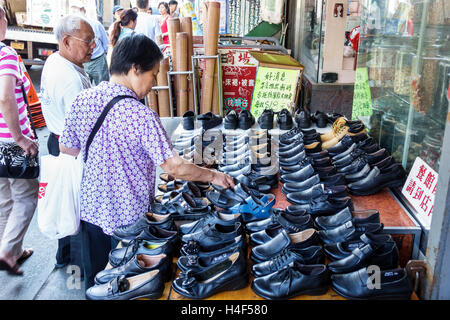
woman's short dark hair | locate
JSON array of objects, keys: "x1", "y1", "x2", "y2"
[
  {"x1": 110, "y1": 34, "x2": 163, "y2": 75},
  {"x1": 158, "y1": 2, "x2": 169, "y2": 12}
]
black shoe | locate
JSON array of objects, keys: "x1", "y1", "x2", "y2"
[
  {"x1": 286, "y1": 184, "x2": 348, "y2": 205},
  {"x1": 318, "y1": 221, "x2": 384, "y2": 245},
  {"x1": 324, "y1": 232, "x2": 394, "y2": 261},
  {"x1": 94, "y1": 253, "x2": 172, "y2": 285},
  {"x1": 109, "y1": 238, "x2": 175, "y2": 268},
  {"x1": 331, "y1": 267, "x2": 413, "y2": 300},
  {"x1": 258, "y1": 109, "x2": 275, "y2": 129},
  {"x1": 172, "y1": 250, "x2": 248, "y2": 299},
  {"x1": 288, "y1": 196, "x2": 354, "y2": 217},
  {"x1": 315, "y1": 207, "x2": 380, "y2": 230},
  {"x1": 311, "y1": 111, "x2": 328, "y2": 128},
  {"x1": 149, "y1": 192, "x2": 212, "y2": 221},
  {"x1": 248, "y1": 214, "x2": 315, "y2": 246},
  {"x1": 281, "y1": 174, "x2": 321, "y2": 195},
  {"x1": 250, "y1": 228, "x2": 320, "y2": 263},
  {"x1": 180, "y1": 234, "x2": 247, "y2": 257},
  {"x1": 348, "y1": 163, "x2": 406, "y2": 196},
  {"x1": 224, "y1": 109, "x2": 239, "y2": 129},
  {"x1": 179, "y1": 211, "x2": 242, "y2": 235},
  {"x1": 277, "y1": 143, "x2": 305, "y2": 159},
  {"x1": 252, "y1": 263, "x2": 330, "y2": 300},
  {"x1": 279, "y1": 150, "x2": 307, "y2": 167},
  {"x1": 295, "y1": 108, "x2": 312, "y2": 129},
  {"x1": 198, "y1": 112, "x2": 223, "y2": 130},
  {"x1": 245, "y1": 209, "x2": 308, "y2": 234},
  {"x1": 86, "y1": 271, "x2": 165, "y2": 300},
  {"x1": 181, "y1": 222, "x2": 244, "y2": 248},
  {"x1": 327, "y1": 241, "x2": 399, "y2": 274},
  {"x1": 120, "y1": 226, "x2": 179, "y2": 249},
  {"x1": 177, "y1": 244, "x2": 244, "y2": 273},
  {"x1": 112, "y1": 213, "x2": 176, "y2": 243},
  {"x1": 277, "y1": 108, "x2": 294, "y2": 130},
  {"x1": 280, "y1": 157, "x2": 314, "y2": 175},
  {"x1": 280, "y1": 164, "x2": 315, "y2": 183},
  {"x1": 251, "y1": 246, "x2": 324, "y2": 277},
  {"x1": 337, "y1": 156, "x2": 369, "y2": 175},
  {"x1": 182, "y1": 110, "x2": 196, "y2": 130},
  {"x1": 238, "y1": 110, "x2": 255, "y2": 130},
  {"x1": 321, "y1": 173, "x2": 347, "y2": 187}
]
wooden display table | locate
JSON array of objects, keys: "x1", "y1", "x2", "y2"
[{"x1": 161, "y1": 184, "x2": 420, "y2": 300}]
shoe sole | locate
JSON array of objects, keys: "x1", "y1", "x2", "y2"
[
  {"x1": 251, "y1": 282, "x2": 329, "y2": 300},
  {"x1": 171, "y1": 273, "x2": 249, "y2": 299},
  {"x1": 331, "y1": 283, "x2": 411, "y2": 300},
  {"x1": 348, "y1": 179, "x2": 404, "y2": 196}
]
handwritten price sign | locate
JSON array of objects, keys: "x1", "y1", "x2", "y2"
[
  {"x1": 401, "y1": 157, "x2": 438, "y2": 229},
  {"x1": 250, "y1": 67, "x2": 300, "y2": 119}
]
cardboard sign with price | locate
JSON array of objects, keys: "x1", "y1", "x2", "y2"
[{"x1": 401, "y1": 157, "x2": 438, "y2": 229}]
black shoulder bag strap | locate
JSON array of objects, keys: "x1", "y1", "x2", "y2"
[{"x1": 84, "y1": 95, "x2": 136, "y2": 163}]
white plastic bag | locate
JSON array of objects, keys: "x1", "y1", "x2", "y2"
[{"x1": 37, "y1": 154, "x2": 83, "y2": 239}]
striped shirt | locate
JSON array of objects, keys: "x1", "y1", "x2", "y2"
[{"x1": 0, "y1": 43, "x2": 32, "y2": 143}]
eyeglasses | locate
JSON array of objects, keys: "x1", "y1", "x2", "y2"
[{"x1": 68, "y1": 35, "x2": 97, "y2": 47}]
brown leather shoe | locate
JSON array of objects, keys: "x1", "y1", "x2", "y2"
[{"x1": 322, "y1": 124, "x2": 367, "y2": 150}]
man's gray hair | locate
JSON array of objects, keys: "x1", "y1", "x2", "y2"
[{"x1": 55, "y1": 14, "x2": 90, "y2": 42}]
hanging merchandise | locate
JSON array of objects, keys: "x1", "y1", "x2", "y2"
[
  {"x1": 180, "y1": 0, "x2": 203, "y2": 36},
  {"x1": 260, "y1": 0, "x2": 284, "y2": 25}
]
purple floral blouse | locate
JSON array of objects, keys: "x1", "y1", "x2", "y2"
[{"x1": 60, "y1": 82, "x2": 174, "y2": 235}]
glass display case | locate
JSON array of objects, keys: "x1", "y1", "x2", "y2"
[
  {"x1": 297, "y1": 0, "x2": 361, "y2": 84},
  {"x1": 358, "y1": 0, "x2": 449, "y2": 174}
]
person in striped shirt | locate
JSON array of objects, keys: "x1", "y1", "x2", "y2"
[{"x1": 0, "y1": 5, "x2": 39, "y2": 275}]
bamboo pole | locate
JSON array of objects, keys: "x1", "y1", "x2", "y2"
[
  {"x1": 212, "y1": 66, "x2": 220, "y2": 115},
  {"x1": 157, "y1": 58, "x2": 171, "y2": 117},
  {"x1": 200, "y1": 1, "x2": 220, "y2": 114},
  {"x1": 167, "y1": 18, "x2": 181, "y2": 69},
  {"x1": 176, "y1": 32, "x2": 189, "y2": 116},
  {"x1": 147, "y1": 90, "x2": 159, "y2": 114},
  {"x1": 168, "y1": 18, "x2": 181, "y2": 115},
  {"x1": 181, "y1": 17, "x2": 195, "y2": 112}
]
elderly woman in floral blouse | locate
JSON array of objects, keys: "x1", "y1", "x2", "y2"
[{"x1": 59, "y1": 34, "x2": 234, "y2": 288}]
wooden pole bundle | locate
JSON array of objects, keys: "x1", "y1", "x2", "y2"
[
  {"x1": 147, "y1": 90, "x2": 159, "y2": 114},
  {"x1": 168, "y1": 18, "x2": 181, "y2": 115},
  {"x1": 176, "y1": 32, "x2": 189, "y2": 116},
  {"x1": 157, "y1": 58, "x2": 171, "y2": 117},
  {"x1": 181, "y1": 17, "x2": 195, "y2": 112},
  {"x1": 167, "y1": 18, "x2": 181, "y2": 69},
  {"x1": 200, "y1": 1, "x2": 220, "y2": 114}
]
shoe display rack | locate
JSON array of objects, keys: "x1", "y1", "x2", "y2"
[
  {"x1": 159, "y1": 115, "x2": 420, "y2": 300},
  {"x1": 88, "y1": 113, "x2": 420, "y2": 300}
]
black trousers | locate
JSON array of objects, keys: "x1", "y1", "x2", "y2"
[{"x1": 80, "y1": 221, "x2": 119, "y2": 289}]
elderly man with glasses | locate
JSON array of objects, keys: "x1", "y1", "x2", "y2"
[
  {"x1": 70, "y1": 2, "x2": 110, "y2": 86},
  {"x1": 39, "y1": 14, "x2": 94, "y2": 272}
]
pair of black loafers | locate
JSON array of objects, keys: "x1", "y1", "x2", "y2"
[
  {"x1": 224, "y1": 109, "x2": 255, "y2": 130},
  {"x1": 257, "y1": 108, "x2": 294, "y2": 130}
]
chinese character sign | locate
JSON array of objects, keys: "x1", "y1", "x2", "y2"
[
  {"x1": 352, "y1": 67, "x2": 373, "y2": 120},
  {"x1": 401, "y1": 157, "x2": 438, "y2": 229},
  {"x1": 250, "y1": 67, "x2": 301, "y2": 119},
  {"x1": 220, "y1": 48, "x2": 259, "y2": 113}
]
